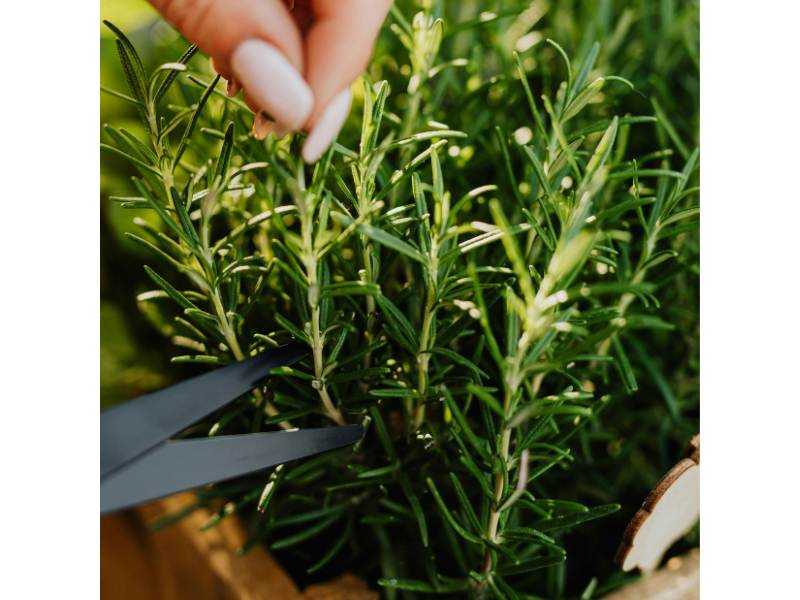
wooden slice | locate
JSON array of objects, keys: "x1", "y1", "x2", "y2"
[{"x1": 616, "y1": 435, "x2": 700, "y2": 573}]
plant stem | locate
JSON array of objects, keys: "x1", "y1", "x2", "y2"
[
  {"x1": 302, "y1": 195, "x2": 346, "y2": 426},
  {"x1": 481, "y1": 272, "x2": 552, "y2": 575},
  {"x1": 357, "y1": 168, "x2": 377, "y2": 375},
  {"x1": 209, "y1": 287, "x2": 242, "y2": 359},
  {"x1": 482, "y1": 369, "x2": 516, "y2": 576},
  {"x1": 413, "y1": 236, "x2": 440, "y2": 430},
  {"x1": 401, "y1": 89, "x2": 423, "y2": 141},
  {"x1": 413, "y1": 304, "x2": 434, "y2": 430},
  {"x1": 360, "y1": 244, "x2": 378, "y2": 379},
  {"x1": 390, "y1": 81, "x2": 425, "y2": 208}
]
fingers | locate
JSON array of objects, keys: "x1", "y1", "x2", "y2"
[
  {"x1": 150, "y1": 0, "x2": 391, "y2": 160},
  {"x1": 151, "y1": 0, "x2": 312, "y2": 130},
  {"x1": 301, "y1": 0, "x2": 392, "y2": 161}
]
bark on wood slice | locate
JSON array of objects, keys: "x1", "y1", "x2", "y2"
[
  {"x1": 684, "y1": 434, "x2": 700, "y2": 465},
  {"x1": 615, "y1": 435, "x2": 700, "y2": 573},
  {"x1": 101, "y1": 492, "x2": 374, "y2": 599}
]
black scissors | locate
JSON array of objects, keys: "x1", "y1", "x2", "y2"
[{"x1": 101, "y1": 343, "x2": 362, "y2": 514}]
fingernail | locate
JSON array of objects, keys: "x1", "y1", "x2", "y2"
[
  {"x1": 302, "y1": 88, "x2": 352, "y2": 163},
  {"x1": 252, "y1": 113, "x2": 272, "y2": 140},
  {"x1": 252, "y1": 113, "x2": 289, "y2": 140},
  {"x1": 226, "y1": 78, "x2": 241, "y2": 97},
  {"x1": 231, "y1": 40, "x2": 313, "y2": 131}
]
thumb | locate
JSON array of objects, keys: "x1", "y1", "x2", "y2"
[
  {"x1": 301, "y1": 0, "x2": 393, "y2": 162},
  {"x1": 150, "y1": 0, "x2": 312, "y2": 130}
]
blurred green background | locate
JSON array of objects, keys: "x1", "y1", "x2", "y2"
[{"x1": 101, "y1": 0, "x2": 182, "y2": 406}]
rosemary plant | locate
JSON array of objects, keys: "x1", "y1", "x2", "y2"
[{"x1": 101, "y1": 1, "x2": 699, "y2": 597}]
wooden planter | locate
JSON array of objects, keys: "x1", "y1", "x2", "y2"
[
  {"x1": 101, "y1": 494, "x2": 697, "y2": 599},
  {"x1": 100, "y1": 493, "x2": 376, "y2": 600}
]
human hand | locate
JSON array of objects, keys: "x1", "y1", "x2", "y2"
[{"x1": 149, "y1": 0, "x2": 393, "y2": 162}]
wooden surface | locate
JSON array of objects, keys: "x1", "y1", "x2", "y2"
[
  {"x1": 101, "y1": 493, "x2": 302, "y2": 599},
  {"x1": 101, "y1": 493, "x2": 376, "y2": 600},
  {"x1": 603, "y1": 549, "x2": 700, "y2": 600}
]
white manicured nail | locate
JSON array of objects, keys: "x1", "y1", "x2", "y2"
[
  {"x1": 231, "y1": 39, "x2": 313, "y2": 131},
  {"x1": 302, "y1": 89, "x2": 352, "y2": 163}
]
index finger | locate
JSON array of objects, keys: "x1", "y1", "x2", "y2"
[{"x1": 304, "y1": 0, "x2": 393, "y2": 125}]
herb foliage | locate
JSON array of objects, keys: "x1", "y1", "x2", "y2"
[{"x1": 101, "y1": 1, "x2": 699, "y2": 597}]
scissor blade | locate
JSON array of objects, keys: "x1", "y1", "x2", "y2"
[
  {"x1": 100, "y1": 425, "x2": 362, "y2": 514},
  {"x1": 101, "y1": 343, "x2": 308, "y2": 478}
]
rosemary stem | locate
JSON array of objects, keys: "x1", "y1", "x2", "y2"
[
  {"x1": 413, "y1": 292, "x2": 436, "y2": 430},
  {"x1": 413, "y1": 241, "x2": 439, "y2": 430},
  {"x1": 360, "y1": 235, "x2": 376, "y2": 373},
  {"x1": 483, "y1": 382, "x2": 515, "y2": 576},
  {"x1": 303, "y1": 198, "x2": 346, "y2": 426},
  {"x1": 357, "y1": 154, "x2": 380, "y2": 373}
]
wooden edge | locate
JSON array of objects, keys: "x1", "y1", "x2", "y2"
[
  {"x1": 615, "y1": 434, "x2": 700, "y2": 569},
  {"x1": 641, "y1": 458, "x2": 696, "y2": 513},
  {"x1": 684, "y1": 434, "x2": 700, "y2": 465},
  {"x1": 615, "y1": 507, "x2": 650, "y2": 567}
]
